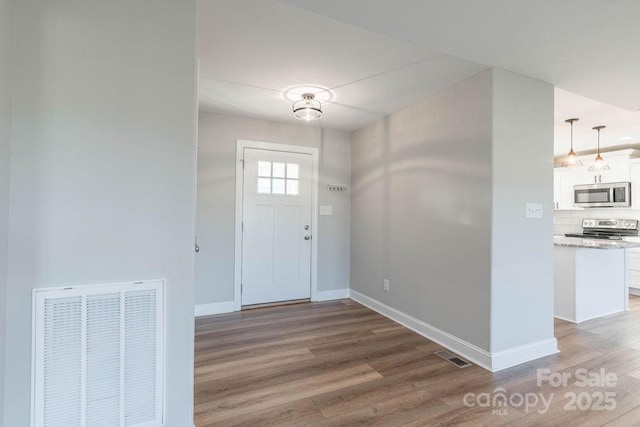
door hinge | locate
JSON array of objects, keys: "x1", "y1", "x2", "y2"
[
  {"x1": 241, "y1": 221, "x2": 244, "y2": 231},
  {"x1": 241, "y1": 283, "x2": 243, "y2": 293},
  {"x1": 240, "y1": 159, "x2": 245, "y2": 169}
]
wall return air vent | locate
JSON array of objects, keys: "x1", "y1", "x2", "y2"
[{"x1": 31, "y1": 280, "x2": 165, "y2": 427}]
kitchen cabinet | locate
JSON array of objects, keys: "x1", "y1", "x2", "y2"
[
  {"x1": 554, "y1": 241, "x2": 629, "y2": 323},
  {"x1": 627, "y1": 247, "x2": 640, "y2": 295},
  {"x1": 554, "y1": 168, "x2": 582, "y2": 210},
  {"x1": 630, "y1": 159, "x2": 640, "y2": 210},
  {"x1": 553, "y1": 168, "x2": 565, "y2": 210},
  {"x1": 598, "y1": 157, "x2": 631, "y2": 183}
]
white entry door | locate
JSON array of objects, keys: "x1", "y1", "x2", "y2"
[{"x1": 241, "y1": 148, "x2": 313, "y2": 305}]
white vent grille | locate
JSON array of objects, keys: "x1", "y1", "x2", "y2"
[
  {"x1": 43, "y1": 297, "x2": 83, "y2": 426},
  {"x1": 32, "y1": 280, "x2": 164, "y2": 427}
]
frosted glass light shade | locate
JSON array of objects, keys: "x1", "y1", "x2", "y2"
[
  {"x1": 589, "y1": 126, "x2": 609, "y2": 173},
  {"x1": 562, "y1": 149, "x2": 583, "y2": 168},
  {"x1": 562, "y1": 118, "x2": 582, "y2": 168},
  {"x1": 293, "y1": 93, "x2": 322, "y2": 121},
  {"x1": 588, "y1": 154, "x2": 610, "y2": 172}
]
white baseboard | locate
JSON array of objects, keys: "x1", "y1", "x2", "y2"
[
  {"x1": 490, "y1": 338, "x2": 559, "y2": 372},
  {"x1": 575, "y1": 308, "x2": 627, "y2": 324},
  {"x1": 194, "y1": 301, "x2": 235, "y2": 317},
  {"x1": 313, "y1": 288, "x2": 350, "y2": 302},
  {"x1": 350, "y1": 290, "x2": 493, "y2": 370},
  {"x1": 630, "y1": 287, "x2": 640, "y2": 296},
  {"x1": 197, "y1": 290, "x2": 349, "y2": 316},
  {"x1": 350, "y1": 290, "x2": 558, "y2": 372},
  {"x1": 554, "y1": 315, "x2": 577, "y2": 324}
]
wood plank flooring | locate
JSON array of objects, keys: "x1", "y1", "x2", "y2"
[{"x1": 194, "y1": 297, "x2": 640, "y2": 426}]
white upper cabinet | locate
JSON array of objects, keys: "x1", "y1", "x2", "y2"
[
  {"x1": 596, "y1": 156, "x2": 631, "y2": 183},
  {"x1": 572, "y1": 165, "x2": 594, "y2": 186},
  {"x1": 629, "y1": 159, "x2": 640, "y2": 210},
  {"x1": 554, "y1": 168, "x2": 581, "y2": 210}
]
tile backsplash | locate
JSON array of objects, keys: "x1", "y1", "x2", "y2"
[{"x1": 554, "y1": 209, "x2": 640, "y2": 235}]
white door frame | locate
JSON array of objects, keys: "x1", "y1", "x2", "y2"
[{"x1": 234, "y1": 139, "x2": 319, "y2": 311}]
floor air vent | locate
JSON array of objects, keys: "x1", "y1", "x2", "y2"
[{"x1": 434, "y1": 350, "x2": 473, "y2": 368}]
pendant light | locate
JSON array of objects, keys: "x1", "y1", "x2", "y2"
[
  {"x1": 561, "y1": 118, "x2": 582, "y2": 167},
  {"x1": 588, "y1": 125, "x2": 610, "y2": 172},
  {"x1": 292, "y1": 93, "x2": 322, "y2": 121}
]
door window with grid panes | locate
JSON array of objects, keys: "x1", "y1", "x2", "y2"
[{"x1": 256, "y1": 161, "x2": 299, "y2": 195}]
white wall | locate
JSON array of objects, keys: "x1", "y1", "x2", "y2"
[
  {"x1": 195, "y1": 113, "x2": 350, "y2": 308},
  {"x1": 3, "y1": 1, "x2": 197, "y2": 426},
  {"x1": 351, "y1": 70, "x2": 494, "y2": 350},
  {"x1": 350, "y1": 68, "x2": 557, "y2": 369},
  {"x1": 0, "y1": 0, "x2": 15, "y2": 421},
  {"x1": 490, "y1": 68, "x2": 555, "y2": 353}
]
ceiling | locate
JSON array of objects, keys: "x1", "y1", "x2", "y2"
[
  {"x1": 200, "y1": 0, "x2": 640, "y2": 146},
  {"x1": 555, "y1": 88, "x2": 640, "y2": 156},
  {"x1": 198, "y1": 0, "x2": 486, "y2": 132}
]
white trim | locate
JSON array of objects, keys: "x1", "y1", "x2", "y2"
[
  {"x1": 490, "y1": 338, "x2": 559, "y2": 372},
  {"x1": 554, "y1": 315, "x2": 577, "y2": 324},
  {"x1": 234, "y1": 140, "x2": 319, "y2": 311},
  {"x1": 314, "y1": 288, "x2": 350, "y2": 301},
  {"x1": 576, "y1": 308, "x2": 628, "y2": 324},
  {"x1": 350, "y1": 290, "x2": 493, "y2": 370},
  {"x1": 555, "y1": 308, "x2": 629, "y2": 324},
  {"x1": 350, "y1": 290, "x2": 558, "y2": 372},
  {"x1": 630, "y1": 287, "x2": 640, "y2": 296},
  {"x1": 194, "y1": 301, "x2": 235, "y2": 317}
]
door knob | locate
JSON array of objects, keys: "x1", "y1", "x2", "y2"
[{"x1": 304, "y1": 235, "x2": 311, "y2": 240}]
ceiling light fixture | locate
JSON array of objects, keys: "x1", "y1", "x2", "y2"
[
  {"x1": 293, "y1": 93, "x2": 322, "y2": 121},
  {"x1": 562, "y1": 118, "x2": 582, "y2": 168},
  {"x1": 284, "y1": 85, "x2": 333, "y2": 103},
  {"x1": 588, "y1": 125, "x2": 610, "y2": 173}
]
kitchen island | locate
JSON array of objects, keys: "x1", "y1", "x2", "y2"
[{"x1": 554, "y1": 236, "x2": 640, "y2": 323}]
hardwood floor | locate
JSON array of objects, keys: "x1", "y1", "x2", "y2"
[{"x1": 194, "y1": 297, "x2": 640, "y2": 426}]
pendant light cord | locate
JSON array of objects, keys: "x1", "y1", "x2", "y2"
[
  {"x1": 570, "y1": 121, "x2": 574, "y2": 150},
  {"x1": 592, "y1": 125, "x2": 606, "y2": 154}
]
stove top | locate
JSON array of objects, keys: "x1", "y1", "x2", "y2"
[
  {"x1": 564, "y1": 233, "x2": 623, "y2": 240},
  {"x1": 565, "y1": 218, "x2": 639, "y2": 241}
]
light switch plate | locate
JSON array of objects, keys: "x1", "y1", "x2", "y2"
[
  {"x1": 526, "y1": 203, "x2": 543, "y2": 219},
  {"x1": 320, "y1": 205, "x2": 332, "y2": 216}
]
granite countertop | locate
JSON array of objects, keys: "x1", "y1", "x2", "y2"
[{"x1": 553, "y1": 235, "x2": 640, "y2": 249}]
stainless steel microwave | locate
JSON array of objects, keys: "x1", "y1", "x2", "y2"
[{"x1": 574, "y1": 182, "x2": 631, "y2": 208}]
